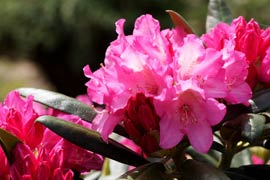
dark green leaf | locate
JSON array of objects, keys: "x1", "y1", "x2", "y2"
[
  {"x1": 231, "y1": 149, "x2": 252, "y2": 168},
  {"x1": 185, "y1": 147, "x2": 219, "y2": 167},
  {"x1": 166, "y1": 10, "x2": 194, "y2": 34},
  {"x1": 36, "y1": 115, "x2": 148, "y2": 167},
  {"x1": 257, "y1": 123, "x2": 270, "y2": 149},
  {"x1": 226, "y1": 165, "x2": 270, "y2": 180},
  {"x1": 241, "y1": 114, "x2": 266, "y2": 143},
  {"x1": 206, "y1": 0, "x2": 233, "y2": 32},
  {"x1": 181, "y1": 159, "x2": 230, "y2": 180},
  {"x1": 117, "y1": 163, "x2": 168, "y2": 180},
  {"x1": 0, "y1": 128, "x2": 20, "y2": 164},
  {"x1": 249, "y1": 89, "x2": 270, "y2": 113},
  {"x1": 220, "y1": 113, "x2": 266, "y2": 144},
  {"x1": 213, "y1": 104, "x2": 250, "y2": 131},
  {"x1": 17, "y1": 88, "x2": 96, "y2": 123}
]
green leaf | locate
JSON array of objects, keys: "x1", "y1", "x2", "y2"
[
  {"x1": 0, "y1": 128, "x2": 20, "y2": 164},
  {"x1": 206, "y1": 0, "x2": 233, "y2": 32},
  {"x1": 249, "y1": 89, "x2": 270, "y2": 113},
  {"x1": 117, "y1": 162, "x2": 168, "y2": 180},
  {"x1": 181, "y1": 159, "x2": 230, "y2": 180},
  {"x1": 213, "y1": 104, "x2": 250, "y2": 131},
  {"x1": 220, "y1": 113, "x2": 266, "y2": 144},
  {"x1": 230, "y1": 149, "x2": 252, "y2": 168},
  {"x1": 185, "y1": 146, "x2": 219, "y2": 167},
  {"x1": 166, "y1": 10, "x2": 194, "y2": 34},
  {"x1": 36, "y1": 115, "x2": 148, "y2": 167},
  {"x1": 17, "y1": 87, "x2": 96, "y2": 123},
  {"x1": 225, "y1": 165, "x2": 270, "y2": 179},
  {"x1": 241, "y1": 114, "x2": 266, "y2": 143}
]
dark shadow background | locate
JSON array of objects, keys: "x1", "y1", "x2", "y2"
[{"x1": 0, "y1": 0, "x2": 269, "y2": 98}]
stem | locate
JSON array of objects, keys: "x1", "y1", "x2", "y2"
[
  {"x1": 171, "y1": 141, "x2": 189, "y2": 172},
  {"x1": 219, "y1": 145, "x2": 234, "y2": 170}
]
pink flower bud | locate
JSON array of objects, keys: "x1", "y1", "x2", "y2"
[{"x1": 123, "y1": 93, "x2": 160, "y2": 154}]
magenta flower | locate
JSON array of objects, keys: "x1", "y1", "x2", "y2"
[
  {"x1": 84, "y1": 14, "x2": 178, "y2": 140},
  {"x1": 10, "y1": 142, "x2": 74, "y2": 180},
  {"x1": 45, "y1": 109, "x2": 104, "y2": 173},
  {"x1": 173, "y1": 34, "x2": 227, "y2": 99},
  {"x1": 123, "y1": 93, "x2": 160, "y2": 154},
  {"x1": 0, "y1": 91, "x2": 45, "y2": 149},
  {"x1": 155, "y1": 80, "x2": 226, "y2": 153},
  {"x1": 202, "y1": 16, "x2": 270, "y2": 89},
  {"x1": 0, "y1": 148, "x2": 10, "y2": 180},
  {"x1": 84, "y1": 14, "x2": 251, "y2": 154},
  {"x1": 0, "y1": 91, "x2": 103, "y2": 179}
]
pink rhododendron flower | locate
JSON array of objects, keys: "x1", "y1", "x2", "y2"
[
  {"x1": 173, "y1": 34, "x2": 227, "y2": 99},
  {"x1": 0, "y1": 91, "x2": 103, "y2": 179},
  {"x1": 84, "y1": 14, "x2": 251, "y2": 154},
  {"x1": 46, "y1": 109, "x2": 104, "y2": 173},
  {"x1": 252, "y1": 155, "x2": 264, "y2": 165},
  {"x1": 84, "y1": 14, "x2": 179, "y2": 140},
  {"x1": 154, "y1": 80, "x2": 226, "y2": 153},
  {"x1": 202, "y1": 16, "x2": 270, "y2": 89},
  {"x1": 221, "y1": 41, "x2": 252, "y2": 104},
  {"x1": 0, "y1": 147, "x2": 10, "y2": 180},
  {"x1": 10, "y1": 142, "x2": 74, "y2": 180},
  {"x1": 0, "y1": 91, "x2": 45, "y2": 149}
]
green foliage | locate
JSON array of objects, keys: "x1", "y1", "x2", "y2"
[
  {"x1": 117, "y1": 163, "x2": 167, "y2": 180},
  {"x1": 0, "y1": 128, "x2": 20, "y2": 164},
  {"x1": 3, "y1": 0, "x2": 270, "y2": 179},
  {"x1": 206, "y1": 0, "x2": 232, "y2": 32},
  {"x1": 181, "y1": 159, "x2": 229, "y2": 180},
  {"x1": 36, "y1": 115, "x2": 149, "y2": 167},
  {"x1": 166, "y1": 10, "x2": 195, "y2": 34},
  {"x1": 18, "y1": 87, "x2": 97, "y2": 122}
]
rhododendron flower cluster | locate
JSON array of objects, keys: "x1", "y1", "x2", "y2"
[
  {"x1": 0, "y1": 91, "x2": 103, "y2": 180},
  {"x1": 84, "y1": 14, "x2": 252, "y2": 154},
  {"x1": 202, "y1": 16, "x2": 270, "y2": 89}
]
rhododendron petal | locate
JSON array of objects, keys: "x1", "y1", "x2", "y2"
[
  {"x1": 186, "y1": 121, "x2": 213, "y2": 154},
  {"x1": 4, "y1": 91, "x2": 25, "y2": 113},
  {"x1": 92, "y1": 109, "x2": 123, "y2": 141},
  {"x1": 0, "y1": 147, "x2": 10, "y2": 179},
  {"x1": 258, "y1": 47, "x2": 270, "y2": 82},
  {"x1": 158, "y1": 105, "x2": 185, "y2": 149},
  {"x1": 10, "y1": 143, "x2": 36, "y2": 179},
  {"x1": 206, "y1": 99, "x2": 226, "y2": 126},
  {"x1": 176, "y1": 35, "x2": 205, "y2": 79},
  {"x1": 35, "y1": 162, "x2": 50, "y2": 180},
  {"x1": 224, "y1": 83, "x2": 252, "y2": 105},
  {"x1": 63, "y1": 140, "x2": 103, "y2": 172}
]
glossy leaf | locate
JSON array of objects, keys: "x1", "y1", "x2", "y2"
[
  {"x1": 258, "y1": 123, "x2": 270, "y2": 149},
  {"x1": 221, "y1": 113, "x2": 266, "y2": 144},
  {"x1": 117, "y1": 162, "x2": 168, "y2": 180},
  {"x1": 0, "y1": 128, "x2": 20, "y2": 164},
  {"x1": 249, "y1": 89, "x2": 270, "y2": 113},
  {"x1": 230, "y1": 149, "x2": 252, "y2": 168},
  {"x1": 17, "y1": 87, "x2": 97, "y2": 123},
  {"x1": 241, "y1": 114, "x2": 266, "y2": 143},
  {"x1": 206, "y1": 0, "x2": 232, "y2": 32},
  {"x1": 181, "y1": 159, "x2": 230, "y2": 180},
  {"x1": 166, "y1": 10, "x2": 194, "y2": 34},
  {"x1": 213, "y1": 104, "x2": 250, "y2": 131},
  {"x1": 185, "y1": 147, "x2": 219, "y2": 167},
  {"x1": 226, "y1": 165, "x2": 270, "y2": 180},
  {"x1": 36, "y1": 115, "x2": 148, "y2": 167}
]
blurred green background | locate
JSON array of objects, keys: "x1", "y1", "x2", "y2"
[{"x1": 0, "y1": 0, "x2": 269, "y2": 100}]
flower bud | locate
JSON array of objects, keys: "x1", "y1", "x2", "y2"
[{"x1": 123, "y1": 93, "x2": 160, "y2": 154}]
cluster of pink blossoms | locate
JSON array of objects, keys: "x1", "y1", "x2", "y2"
[
  {"x1": 83, "y1": 14, "x2": 268, "y2": 154},
  {"x1": 202, "y1": 16, "x2": 270, "y2": 89},
  {"x1": 0, "y1": 91, "x2": 103, "y2": 180}
]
